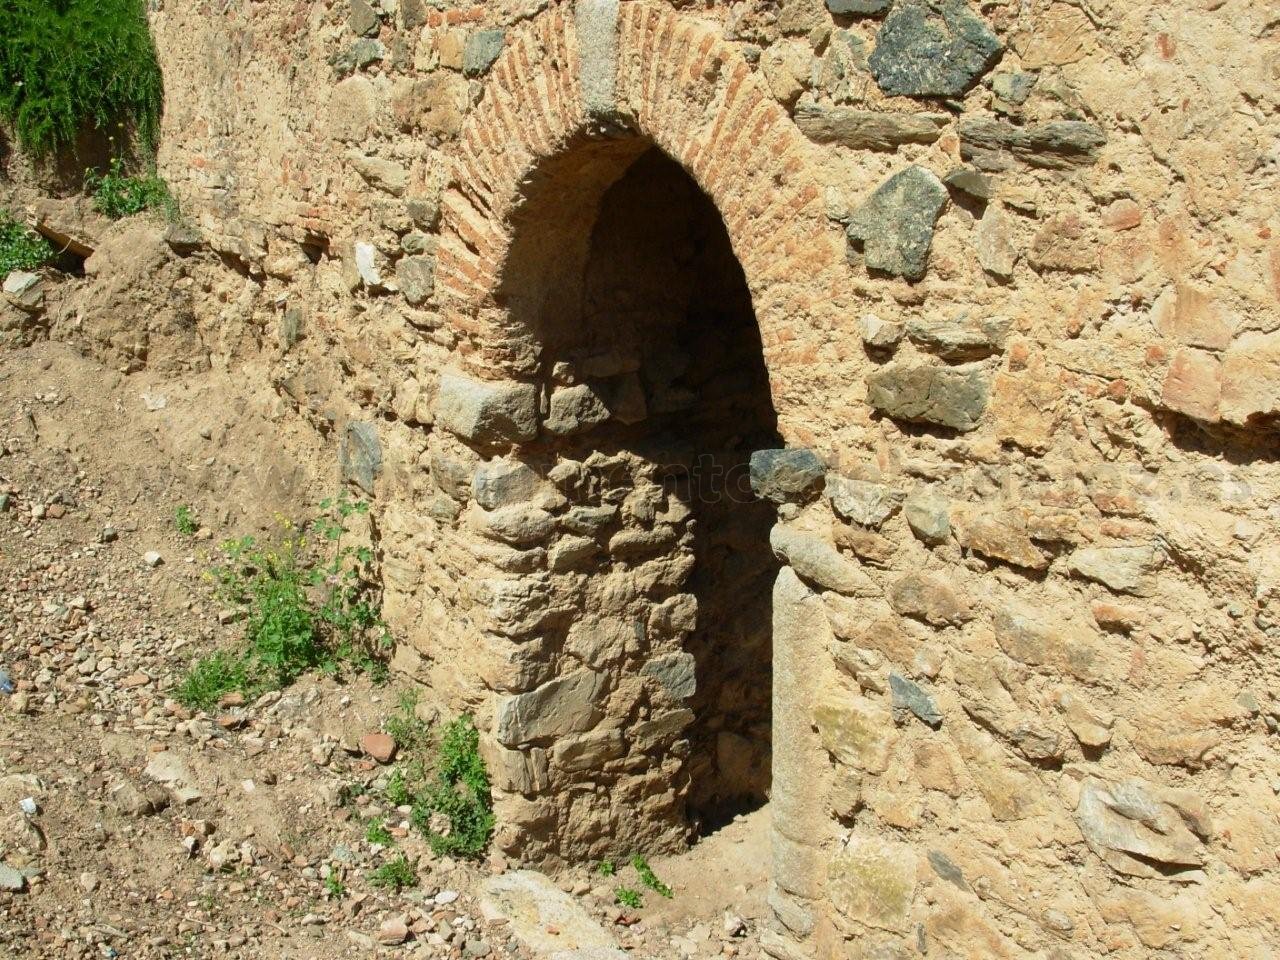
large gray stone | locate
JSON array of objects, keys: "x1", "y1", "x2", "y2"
[
  {"x1": 396, "y1": 254, "x2": 435, "y2": 306},
  {"x1": 770, "y1": 526, "x2": 877, "y2": 596},
  {"x1": 846, "y1": 166, "x2": 948, "y2": 281},
  {"x1": 479, "y1": 871, "x2": 627, "y2": 958},
  {"x1": 866, "y1": 362, "x2": 989, "y2": 432},
  {"x1": 641, "y1": 652, "x2": 698, "y2": 701},
  {"x1": 436, "y1": 372, "x2": 539, "y2": 446},
  {"x1": 903, "y1": 491, "x2": 951, "y2": 544},
  {"x1": 0, "y1": 863, "x2": 26, "y2": 892},
  {"x1": 347, "y1": 0, "x2": 380, "y2": 36},
  {"x1": 576, "y1": 0, "x2": 619, "y2": 120},
  {"x1": 794, "y1": 104, "x2": 949, "y2": 151},
  {"x1": 2, "y1": 270, "x2": 44, "y2": 313},
  {"x1": 463, "y1": 29, "x2": 506, "y2": 77},
  {"x1": 473, "y1": 459, "x2": 542, "y2": 510},
  {"x1": 959, "y1": 118, "x2": 1107, "y2": 171},
  {"x1": 545, "y1": 383, "x2": 611, "y2": 436},
  {"x1": 750, "y1": 449, "x2": 826, "y2": 503},
  {"x1": 495, "y1": 671, "x2": 606, "y2": 746},
  {"x1": 868, "y1": 0, "x2": 1003, "y2": 98},
  {"x1": 889, "y1": 672, "x2": 942, "y2": 728},
  {"x1": 827, "y1": 0, "x2": 892, "y2": 13},
  {"x1": 340, "y1": 421, "x2": 382, "y2": 493}
]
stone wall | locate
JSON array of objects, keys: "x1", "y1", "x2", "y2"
[{"x1": 45, "y1": 0, "x2": 1280, "y2": 956}]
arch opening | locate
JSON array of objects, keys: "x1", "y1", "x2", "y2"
[{"x1": 499, "y1": 141, "x2": 781, "y2": 851}]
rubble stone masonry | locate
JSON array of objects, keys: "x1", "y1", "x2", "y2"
[{"x1": 17, "y1": 0, "x2": 1280, "y2": 956}]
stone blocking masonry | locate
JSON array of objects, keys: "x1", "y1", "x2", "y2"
[{"x1": 8, "y1": 0, "x2": 1280, "y2": 957}]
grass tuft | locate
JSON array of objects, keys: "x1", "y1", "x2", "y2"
[
  {"x1": 0, "y1": 0, "x2": 163, "y2": 158},
  {"x1": 368, "y1": 853, "x2": 416, "y2": 892}
]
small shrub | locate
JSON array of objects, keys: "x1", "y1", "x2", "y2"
[
  {"x1": 323, "y1": 872, "x2": 345, "y2": 899},
  {"x1": 86, "y1": 157, "x2": 176, "y2": 220},
  {"x1": 0, "y1": 212, "x2": 53, "y2": 276},
  {"x1": 368, "y1": 854, "x2": 417, "y2": 892},
  {"x1": 175, "y1": 651, "x2": 248, "y2": 712},
  {"x1": 0, "y1": 0, "x2": 163, "y2": 158},
  {"x1": 365, "y1": 820, "x2": 393, "y2": 846},
  {"x1": 615, "y1": 887, "x2": 643, "y2": 909},
  {"x1": 174, "y1": 504, "x2": 198, "y2": 536},
  {"x1": 385, "y1": 689, "x2": 430, "y2": 751},
  {"x1": 598, "y1": 860, "x2": 616, "y2": 877},
  {"x1": 630, "y1": 854, "x2": 673, "y2": 899},
  {"x1": 410, "y1": 715, "x2": 495, "y2": 859},
  {"x1": 176, "y1": 496, "x2": 391, "y2": 710}
]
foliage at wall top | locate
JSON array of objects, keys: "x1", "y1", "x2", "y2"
[{"x1": 0, "y1": 0, "x2": 164, "y2": 159}]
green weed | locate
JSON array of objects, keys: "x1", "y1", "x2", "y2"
[
  {"x1": 323, "y1": 871, "x2": 345, "y2": 899},
  {"x1": 598, "y1": 860, "x2": 616, "y2": 877},
  {"x1": 86, "y1": 157, "x2": 176, "y2": 220},
  {"x1": 0, "y1": 0, "x2": 163, "y2": 158},
  {"x1": 385, "y1": 689, "x2": 430, "y2": 751},
  {"x1": 174, "y1": 651, "x2": 249, "y2": 712},
  {"x1": 368, "y1": 854, "x2": 417, "y2": 892},
  {"x1": 615, "y1": 887, "x2": 643, "y2": 909},
  {"x1": 365, "y1": 820, "x2": 393, "y2": 846},
  {"x1": 176, "y1": 496, "x2": 391, "y2": 710},
  {"x1": 410, "y1": 715, "x2": 495, "y2": 859},
  {"x1": 0, "y1": 211, "x2": 53, "y2": 276},
  {"x1": 630, "y1": 854, "x2": 673, "y2": 899},
  {"x1": 174, "y1": 504, "x2": 198, "y2": 536}
]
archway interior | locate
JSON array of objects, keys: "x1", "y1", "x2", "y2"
[{"x1": 499, "y1": 141, "x2": 781, "y2": 844}]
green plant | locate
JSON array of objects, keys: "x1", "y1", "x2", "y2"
[
  {"x1": 410, "y1": 715, "x2": 495, "y2": 859},
  {"x1": 365, "y1": 820, "x2": 393, "y2": 846},
  {"x1": 323, "y1": 872, "x2": 345, "y2": 899},
  {"x1": 384, "y1": 768, "x2": 414, "y2": 807},
  {"x1": 175, "y1": 651, "x2": 249, "y2": 711},
  {"x1": 630, "y1": 855, "x2": 673, "y2": 899},
  {"x1": 86, "y1": 156, "x2": 175, "y2": 220},
  {"x1": 0, "y1": 0, "x2": 163, "y2": 158},
  {"x1": 385, "y1": 689, "x2": 430, "y2": 751},
  {"x1": 598, "y1": 860, "x2": 616, "y2": 877},
  {"x1": 176, "y1": 496, "x2": 391, "y2": 710},
  {"x1": 174, "y1": 504, "x2": 198, "y2": 536},
  {"x1": 368, "y1": 854, "x2": 417, "y2": 892},
  {"x1": 0, "y1": 211, "x2": 53, "y2": 276},
  {"x1": 615, "y1": 887, "x2": 643, "y2": 909}
]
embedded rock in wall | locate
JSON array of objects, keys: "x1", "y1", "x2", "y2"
[
  {"x1": 463, "y1": 29, "x2": 505, "y2": 77},
  {"x1": 435, "y1": 372, "x2": 539, "y2": 446},
  {"x1": 826, "y1": 0, "x2": 891, "y2": 14},
  {"x1": 846, "y1": 166, "x2": 948, "y2": 281},
  {"x1": 495, "y1": 671, "x2": 607, "y2": 747},
  {"x1": 750, "y1": 448, "x2": 827, "y2": 503},
  {"x1": 958, "y1": 118, "x2": 1107, "y2": 171},
  {"x1": 868, "y1": 0, "x2": 1003, "y2": 98},
  {"x1": 866, "y1": 362, "x2": 989, "y2": 431},
  {"x1": 794, "y1": 104, "x2": 949, "y2": 151},
  {"x1": 1076, "y1": 778, "x2": 1208, "y2": 882},
  {"x1": 340, "y1": 422, "x2": 382, "y2": 493},
  {"x1": 826, "y1": 836, "x2": 917, "y2": 931}
]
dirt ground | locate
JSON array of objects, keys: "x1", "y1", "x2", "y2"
[{"x1": 0, "y1": 341, "x2": 773, "y2": 959}]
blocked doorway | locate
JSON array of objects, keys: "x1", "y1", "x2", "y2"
[{"x1": 476, "y1": 141, "x2": 782, "y2": 859}]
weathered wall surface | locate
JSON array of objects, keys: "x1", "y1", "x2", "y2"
[{"x1": 18, "y1": 0, "x2": 1277, "y2": 957}]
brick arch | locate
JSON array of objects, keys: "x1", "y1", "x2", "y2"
[{"x1": 435, "y1": 0, "x2": 846, "y2": 438}]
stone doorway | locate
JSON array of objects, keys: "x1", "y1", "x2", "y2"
[{"x1": 485, "y1": 141, "x2": 782, "y2": 857}]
